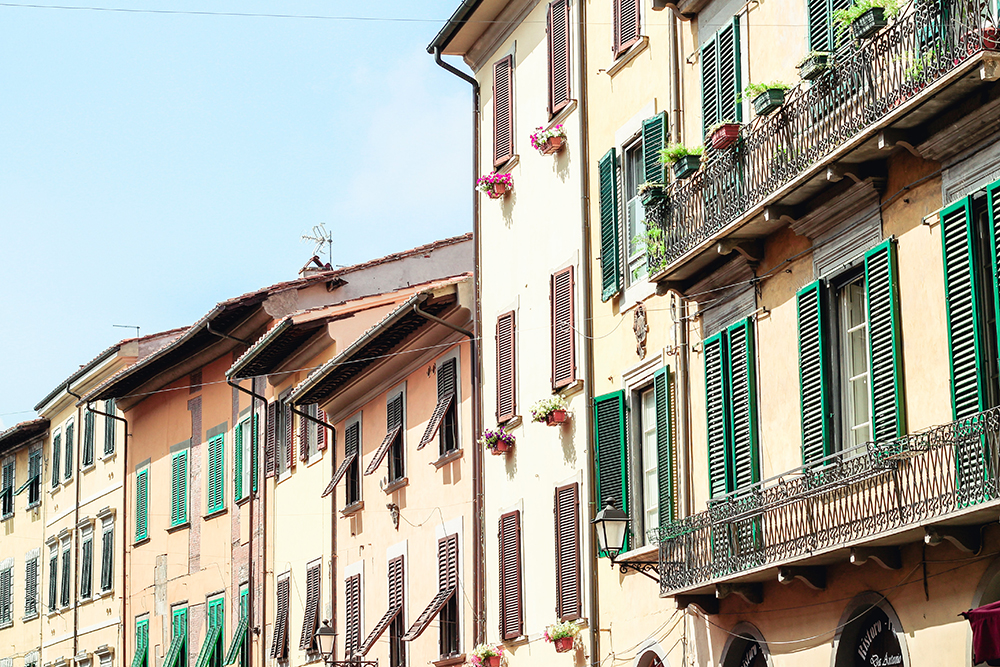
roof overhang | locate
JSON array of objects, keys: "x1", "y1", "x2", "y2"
[
  {"x1": 227, "y1": 314, "x2": 337, "y2": 380},
  {"x1": 0, "y1": 419, "x2": 49, "y2": 455}
]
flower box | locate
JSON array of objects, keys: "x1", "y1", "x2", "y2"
[
  {"x1": 491, "y1": 440, "x2": 512, "y2": 455},
  {"x1": 545, "y1": 409, "x2": 569, "y2": 426},
  {"x1": 640, "y1": 186, "x2": 665, "y2": 206},
  {"x1": 851, "y1": 7, "x2": 887, "y2": 40},
  {"x1": 672, "y1": 154, "x2": 701, "y2": 180},
  {"x1": 554, "y1": 637, "x2": 574, "y2": 653},
  {"x1": 709, "y1": 123, "x2": 740, "y2": 150},
  {"x1": 752, "y1": 88, "x2": 786, "y2": 116},
  {"x1": 489, "y1": 182, "x2": 509, "y2": 199},
  {"x1": 531, "y1": 125, "x2": 567, "y2": 155},
  {"x1": 798, "y1": 53, "x2": 829, "y2": 80},
  {"x1": 484, "y1": 657, "x2": 501, "y2": 667},
  {"x1": 540, "y1": 136, "x2": 565, "y2": 155}
]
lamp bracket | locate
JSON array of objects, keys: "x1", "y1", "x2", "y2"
[{"x1": 613, "y1": 556, "x2": 660, "y2": 582}]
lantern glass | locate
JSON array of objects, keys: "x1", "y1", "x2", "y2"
[
  {"x1": 315, "y1": 623, "x2": 336, "y2": 660},
  {"x1": 592, "y1": 499, "x2": 630, "y2": 556}
]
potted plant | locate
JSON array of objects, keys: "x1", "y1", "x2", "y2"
[
  {"x1": 706, "y1": 120, "x2": 741, "y2": 150},
  {"x1": 742, "y1": 82, "x2": 791, "y2": 116},
  {"x1": 470, "y1": 643, "x2": 504, "y2": 667},
  {"x1": 477, "y1": 172, "x2": 513, "y2": 199},
  {"x1": 478, "y1": 428, "x2": 516, "y2": 456},
  {"x1": 660, "y1": 143, "x2": 704, "y2": 180},
  {"x1": 544, "y1": 621, "x2": 580, "y2": 653},
  {"x1": 797, "y1": 51, "x2": 830, "y2": 80},
  {"x1": 530, "y1": 124, "x2": 567, "y2": 155},
  {"x1": 832, "y1": 0, "x2": 900, "y2": 41},
  {"x1": 638, "y1": 181, "x2": 666, "y2": 206},
  {"x1": 531, "y1": 396, "x2": 570, "y2": 426}
]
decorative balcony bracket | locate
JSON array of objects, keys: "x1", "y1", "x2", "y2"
[
  {"x1": 675, "y1": 595, "x2": 720, "y2": 615},
  {"x1": 716, "y1": 239, "x2": 764, "y2": 264},
  {"x1": 877, "y1": 129, "x2": 923, "y2": 157},
  {"x1": 924, "y1": 525, "x2": 982, "y2": 554},
  {"x1": 850, "y1": 546, "x2": 902, "y2": 570},
  {"x1": 715, "y1": 582, "x2": 763, "y2": 605},
  {"x1": 777, "y1": 566, "x2": 826, "y2": 590}
]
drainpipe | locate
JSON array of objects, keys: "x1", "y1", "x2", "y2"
[
  {"x1": 671, "y1": 297, "x2": 693, "y2": 517},
  {"x1": 432, "y1": 45, "x2": 485, "y2": 645},
  {"x1": 668, "y1": 13, "x2": 683, "y2": 143},
  {"x1": 65, "y1": 385, "x2": 83, "y2": 666},
  {"x1": 81, "y1": 400, "x2": 129, "y2": 666}
]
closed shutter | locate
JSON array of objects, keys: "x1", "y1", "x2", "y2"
[
  {"x1": 865, "y1": 238, "x2": 905, "y2": 442},
  {"x1": 701, "y1": 18, "x2": 742, "y2": 137},
  {"x1": 808, "y1": 0, "x2": 851, "y2": 51},
  {"x1": 593, "y1": 391, "x2": 628, "y2": 555},
  {"x1": 234, "y1": 422, "x2": 244, "y2": 502},
  {"x1": 100, "y1": 527, "x2": 114, "y2": 591},
  {"x1": 252, "y1": 413, "x2": 260, "y2": 493},
  {"x1": 60, "y1": 543, "x2": 70, "y2": 607},
  {"x1": 135, "y1": 618, "x2": 150, "y2": 667},
  {"x1": 727, "y1": 318, "x2": 759, "y2": 492},
  {"x1": 25, "y1": 556, "x2": 38, "y2": 617},
  {"x1": 104, "y1": 399, "x2": 116, "y2": 455},
  {"x1": 493, "y1": 55, "x2": 515, "y2": 167},
  {"x1": 389, "y1": 556, "x2": 404, "y2": 609},
  {"x1": 642, "y1": 112, "x2": 668, "y2": 185},
  {"x1": 547, "y1": 0, "x2": 572, "y2": 115},
  {"x1": 64, "y1": 422, "x2": 74, "y2": 479},
  {"x1": 317, "y1": 409, "x2": 328, "y2": 451},
  {"x1": 653, "y1": 367, "x2": 676, "y2": 526},
  {"x1": 299, "y1": 563, "x2": 322, "y2": 651},
  {"x1": 439, "y1": 533, "x2": 459, "y2": 590},
  {"x1": 171, "y1": 451, "x2": 188, "y2": 526},
  {"x1": 80, "y1": 537, "x2": 93, "y2": 599},
  {"x1": 554, "y1": 483, "x2": 581, "y2": 620},
  {"x1": 51, "y1": 433, "x2": 61, "y2": 489},
  {"x1": 705, "y1": 332, "x2": 730, "y2": 498},
  {"x1": 598, "y1": 148, "x2": 621, "y2": 301},
  {"x1": 207, "y1": 434, "x2": 224, "y2": 513},
  {"x1": 701, "y1": 36, "x2": 719, "y2": 138},
  {"x1": 48, "y1": 551, "x2": 57, "y2": 612},
  {"x1": 496, "y1": 312, "x2": 517, "y2": 423},
  {"x1": 271, "y1": 576, "x2": 290, "y2": 659},
  {"x1": 551, "y1": 266, "x2": 577, "y2": 390},
  {"x1": 344, "y1": 574, "x2": 361, "y2": 659},
  {"x1": 284, "y1": 403, "x2": 294, "y2": 470},
  {"x1": 613, "y1": 0, "x2": 642, "y2": 57},
  {"x1": 797, "y1": 281, "x2": 832, "y2": 465},
  {"x1": 498, "y1": 511, "x2": 522, "y2": 639},
  {"x1": 135, "y1": 468, "x2": 149, "y2": 541},
  {"x1": 0, "y1": 566, "x2": 11, "y2": 625},
  {"x1": 83, "y1": 410, "x2": 95, "y2": 467},
  {"x1": 366, "y1": 395, "x2": 404, "y2": 476},
  {"x1": 29, "y1": 447, "x2": 41, "y2": 504},
  {"x1": 265, "y1": 402, "x2": 277, "y2": 478}
]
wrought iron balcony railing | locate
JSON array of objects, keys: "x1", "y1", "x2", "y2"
[
  {"x1": 647, "y1": 0, "x2": 999, "y2": 276},
  {"x1": 655, "y1": 407, "x2": 1000, "y2": 596}
]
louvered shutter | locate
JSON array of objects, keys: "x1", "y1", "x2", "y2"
[
  {"x1": 51, "y1": 433, "x2": 61, "y2": 489},
  {"x1": 797, "y1": 281, "x2": 832, "y2": 464},
  {"x1": 83, "y1": 410, "x2": 95, "y2": 467},
  {"x1": 271, "y1": 576, "x2": 290, "y2": 659},
  {"x1": 344, "y1": 574, "x2": 361, "y2": 659},
  {"x1": 317, "y1": 409, "x2": 328, "y2": 451},
  {"x1": 48, "y1": 551, "x2": 57, "y2": 612},
  {"x1": 593, "y1": 391, "x2": 628, "y2": 555},
  {"x1": 104, "y1": 399, "x2": 116, "y2": 455},
  {"x1": 989, "y1": 179, "x2": 1000, "y2": 357},
  {"x1": 234, "y1": 422, "x2": 244, "y2": 501},
  {"x1": 64, "y1": 422, "x2": 74, "y2": 479},
  {"x1": 808, "y1": 0, "x2": 831, "y2": 51},
  {"x1": 81, "y1": 537, "x2": 93, "y2": 599},
  {"x1": 642, "y1": 112, "x2": 668, "y2": 185},
  {"x1": 701, "y1": 36, "x2": 719, "y2": 137},
  {"x1": 496, "y1": 312, "x2": 517, "y2": 423},
  {"x1": 613, "y1": 0, "x2": 641, "y2": 57},
  {"x1": 345, "y1": 421, "x2": 361, "y2": 503},
  {"x1": 551, "y1": 266, "x2": 577, "y2": 390},
  {"x1": 865, "y1": 239, "x2": 905, "y2": 442},
  {"x1": 265, "y1": 402, "x2": 277, "y2": 478},
  {"x1": 705, "y1": 332, "x2": 730, "y2": 498},
  {"x1": 25, "y1": 556, "x2": 37, "y2": 617},
  {"x1": 171, "y1": 451, "x2": 188, "y2": 525},
  {"x1": 493, "y1": 55, "x2": 515, "y2": 167},
  {"x1": 208, "y1": 434, "x2": 224, "y2": 513},
  {"x1": 60, "y1": 543, "x2": 70, "y2": 607},
  {"x1": 389, "y1": 556, "x2": 404, "y2": 608},
  {"x1": 299, "y1": 564, "x2": 322, "y2": 651},
  {"x1": 554, "y1": 483, "x2": 581, "y2": 620},
  {"x1": 653, "y1": 367, "x2": 676, "y2": 526},
  {"x1": 438, "y1": 533, "x2": 459, "y2": 591},
  {"x1": 717, "y1": 18, "x2": 742, "y2": 125},
  {"x1": 726, "y1": 319, "x2": 759, "y2": 492},
  {"x1": 300, "y1": 409, "x2": 309, "y2": 462},
  {"x1": 284, "y1": 403, "x2": 294, "y2": 470},
  {"x1": 252, "y1": 413, "x2": 260, "y2": 493},
  {"x1": 498, "y1": 511, "x2": 522, "y2": 639},
  {"x1": 100, "y1": 528, "x2": 113, "y2": 591},
  {"x1": 0, "y1": 566, "x2": 10, "y2": 625},
  {"x1": 598, "y1": 148, "x2": 621, "y2": 301},
  {"x1": 135, "y1": 469, "x2": 148, "y2": 541},
  {"x1": 547, "y1": 0, "x2": 572, "y2": 115}
]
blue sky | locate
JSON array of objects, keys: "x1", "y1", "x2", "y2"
[{"x1": 0, "y1": 1, "x2": 473, "y2": 425}]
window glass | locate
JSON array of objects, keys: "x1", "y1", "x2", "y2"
[
  {"x1": 624, "y1": 142, "x2": 647, "y2": 283},
  {"x1": 838, "y1": 277, "x2": 871, "y2": 450},
  {"x1": 640, "y1": 388, "x2": 659, "y2": 534}
]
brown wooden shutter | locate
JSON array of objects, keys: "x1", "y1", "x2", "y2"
[
  {"x1": 270, "y1": 575, "x2": 290, "y2": 659},
  {"x1": 498, "y1": 511, "x2": 522, "y2": 640},
  {"x1": 344, "y1": 574, "x2": 361, "y2": 659},
  {"x1": 299, "y1": 409, "x2": 309, "y2": 462},
  {"x1": 551, "y1": 266, "x2": 577, "y2": 390},
  {"x1": 265, "y1": 402, "x2": 277, "y2": 478},
  {"x1": 317, "y1": 409, "x2": 328, "y2": 451},
  {"x1": 298, "y1": 563, "x2": 322, "y2": 651},
  {"x1": 547, "y1": 0, "x2": 572, "y2": 116},
  {"x1": 389, "y1": 556, "x2": 404, "y2": 609},
  {"x1": 554, "y1": 483, "x2": 581, "y2": 621},
  {"x1": 613, "y1": 0, "x2": 642, "y2": 58},
  {"x1": 438, "y1": 534, "x2": 459, "y2": 590},
  {"x1": 493, "y1": 55, "x2": 515, "y2": 167},
  {"x1": 496, "y1": 312, "x2": 517, "y2": 423},
  {"x1": 284, "y1": 403, "x2": 294, "y2": 469}
]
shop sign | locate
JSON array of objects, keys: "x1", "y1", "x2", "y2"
[{"x1": 855, "y1": 611, "x2": 903, "y2": 667}]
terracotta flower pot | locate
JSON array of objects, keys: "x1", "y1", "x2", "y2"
[
  {"x1": 488, "y1": 182, "x2": 509, "y2": 199},
  {"x1": 491, "y1": 440, "x2": 512, "y2": 455},
  {"x1": 546, "y1": 409, "x2": 569, "y2": 426},
  {"x1": 709, "y1": 123, "x2": 740, "y2": 150},
  {"x1": 485, "y1": 656, "x2": 501, "y2": 667},
  {"x1": 984, "y1": 27, "x2": 998, "y2": 50},
  {"x1": 541, "y1": 136, "x2": 565, "y2": 155},
  {"x1": 554, "y1": 637, "x2": 574, "y2": 652}
]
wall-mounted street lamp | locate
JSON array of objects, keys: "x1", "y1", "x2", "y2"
[
  {"x1": 314, "y1": 621, "x2": 377, "y2": 667},
  {"x1": 592, "y1": 498, "x2": 659, "y2": 582}
]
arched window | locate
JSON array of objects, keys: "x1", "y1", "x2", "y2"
[
  {"x1": 832, "y1": 592, "x2": 908, "y2": 667},
  {"x1": 632, "y1": 639, "x2": 669, "y2": 667},
  {"x1": 719, "y1": 623, "x2": 770, "y2": 667}
]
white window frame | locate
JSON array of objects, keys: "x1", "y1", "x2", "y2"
[
  {"x1": 622, "y1": 351, "x2": 666, "y2": 548},
  {"x1": 614, "y1": 101, "x2": 658, "y2": 310}
]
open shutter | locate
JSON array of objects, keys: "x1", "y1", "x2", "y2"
[
  {"x1": 701, "y1": 36, "x2": 719, "y2": 137},
  {"x1": 299, "y1": 409, "x2": 309, "y2": 462},
  {"x1": 990, "y1": 179, "x2": 1000, "y2": 358},
  {"x1": 551, "y1": 266, "x2": 577, "y2": 390},
  {"x1": 599, "y1": 148, "x2": 621, "y2": 301},
  {"x1": 705, "y1": 332, "x2": 730, "y2": 498},
  {"x1": 554, "y1": 483, "x2": 581, "y2": 620},
  {"x1": 498, "y1": 511, "x2": 522, "y2": 639},
  {"x1": 717, "y1": 17, "x2": 742, "y2": 125},
  {"x1": 271, "y1": 576, "x2": 290, "y2": 659},
  {"x1": 642, "y1": 112, "x2": 668, "y2": 185},
  {"x1": 25, "y1": 556, "x2": 38, "y2": 617},
  {"x1": 593, "y1": 391, "x2": 628, "y2": 555},
  {"x1": 797, "y1": 281, "x2": 832, "y2": 465},
  {"x1": 284, "y1": 403, "x2": 294, "y2": 470},
  {"x1": 613, "y1": 0, "x2": 641, "y2": 57},
  {"x1": 135, "y1": 468, "x2": 148, "y2": 541},
  {"x1": 265, "y1": 402, "x2": 277, "y2": 478},
  {"x1": 547, "y1": 0, "x2": 572, "y2": 115},
  {"x1": 653, "y1": 367, "x2": 676, "y2": 526},
  {"x1": 496, "y1": 312, "x2": 517, "y2": 423},
  {"x1": 865, "y1": 239, "x2": 905, "y2": 442},
  {"x1": 808, "y1": 0, "x2": 831, "y2": 50},
  {"x1": 317, "y1": 409, "x2": 328, "y2": 451},
  {"x1": 419, "y1": 359, "x2": 457, "y2": 449},
  {"x1": 299, "y1": 564, "x2": 322, "y2": 651},
  {"x1": 493, "y1": 55, "x2": 515, "y2": 167},
  {"x1": 726, "y1": 319, "x2": 759, "y2": 492}
]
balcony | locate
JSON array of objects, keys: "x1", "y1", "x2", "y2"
[
  {"x1": 654, "y1": 407, "x2": 1000, "y2": 598},
  {"x1": 647, "y1": 0, "x2": 1000, "y2": 282}
]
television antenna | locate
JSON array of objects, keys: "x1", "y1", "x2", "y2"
[
  {"x1": 113, "y1": 324, "x2": 140, "y2": 339},
  {"x1": 301, "y1": 224, "x2": 334, "y2": 267}
]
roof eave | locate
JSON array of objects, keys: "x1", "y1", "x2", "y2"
[
  {"x1": 33, "y1": 344, "x2": 122, "y2": 412},
  {"x1": 226, "y1": 318, "x2": 293, "y2": 381},
  {"x1": 426, "y1": 0, "x2": 484, "y2": 54}
]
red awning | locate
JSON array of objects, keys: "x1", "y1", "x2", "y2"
[{"x1": 963, "y1": 599, "x2": 1000, "y2": 665}]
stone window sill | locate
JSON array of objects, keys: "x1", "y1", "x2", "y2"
[
  {"x1": 383, "y1": 477, "x2": 408, "y2": 494},
  {"x1": 607, "y1": 36, "x2": 649, "y2": 77},
  {"x1": 166, "y1": 521, "x2": 190, "y2": 534},
  {"x1": 340, "y1": 501, "x2": 364, "y2": 517},
  {"x1": 204, "y1": 507, "x2": 227, "y2": 521},
  {"x1": 432, "y1": 655, "x2": 466, "y2": 667},
  {"x1": 432, "y1": 449, "x2": 464, "y2": 469}
]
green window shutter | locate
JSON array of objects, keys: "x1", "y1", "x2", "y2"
[
  {"x1": 641, "y1": 112, "x2": 668, "y2": 185},
  {"x1": 865, "y1": 238, "x2": 906, "y2": 442},
  {"x1": 701, "y1": 36, "x2": 719, "y2": 138},
  {"x1": 171, "y1": 451, "x2": 189, "y2": 526},
  {"x1": 251, "y1": 414, "x2": 259, "y2": 495},
  {"x1": 209, "y1": 596, "x2": 224, "y2": 628},
  {"x1": 135, "y1": 469, "x2": 148, "y2": 542},
  {"x1": 173, "y1": 606, "x2": 189, "y2": 667},
  {"x1": 134, "y1": 618, "x2": 149, "y2": 667},
  {"x1": 987, "y1": 179, "x2": 1000, "y2": 374},
  {"x1": 704, "y1": 332, "x2": 730, "y2": 498},
  {"x1": 652, "y1": 367, "x2": 676, "y2": 527},
  {"x1": 51, "y1": 433, "x2": 61, "y2": 489},
  {"x1": 234, "y1": 423, "x2": 244, "y2": 502},
  {"x1": 593, "y1": 391, "x2": 628, "y2": 555},
  {"x1": 797, "y1": 280, "x2": 832, "y2": 465},
  {"x1": 598, "y1": 148, "x2": 621, "y2": 301},
  {"x1": 64, "y1": 422, "x2": 74, "y2": 480},
  {"x1": 941, "y1": 195, "x2": 986, "y2": 420},
  {"x1": 83, "y1": 410, "x2": 95, "y2": 467},
  {"x1": 726, "y1": 318, "x2": 759, "y2": 492},
  {"x1": 207, "y1": 434, "x2": 224, "y2": 514},
  {"x1": 717, "y1": 17, "x2": 742, "y2": 125},
  {"x1": 807, "y1": 0, "x2": 829, "y2": 51}
]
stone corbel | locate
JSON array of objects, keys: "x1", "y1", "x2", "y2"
[
  {"x1": 777, "y1": 566, "x2": 826, "y2": 590},
  {"x1": 716, "y1": 582, "x2": 763, "y2": 605},
  {"x1": 850, "y1": 546, "x2": 902, "y2": 570},
  {"x1": 925, "y1": 525, "x2": 982, "y2": 554},
  {"x1": 675, "y1": 595, "x2": 719, "y2": 615}
]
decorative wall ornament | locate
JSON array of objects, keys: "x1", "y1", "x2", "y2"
[{"x1": 633, "y1": 303, "x2": 648, "y2": 359}]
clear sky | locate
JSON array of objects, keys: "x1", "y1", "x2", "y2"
[{"x1": 0, "y1": 0, "x2": 473, "y2": 425}]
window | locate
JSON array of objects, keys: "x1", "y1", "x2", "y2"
[
  {"x1": 170, "y1": 449, "x2": 189, "y2": 527},
  {"x1": 344, "y1": 417, "x2": 362, "y2": 507},
  {"x1": 298, "y1": 561, "x2": 321, "y2": 652},
  {"x1": 496, "y1": 312, "x2": 517, "y2": 423},
  {"x1": 51, "y1": 431, "x2": 61, "y2": 489},
  {"x1": 0, "y1": 557, "x2": 11, "y2": 628},
  {"x1": 700, "y1": 17, "x2": 742, "y2": 137},
  {"x1": 498, "y1": 510, "x2": 522, "y2": 638},
  {"x1": 808, "y1": 0, "x2": 852, "y2": 52},
  {"x1": 554, "y1": 484, "x2": 581, "y2": 620},
  {"x1": 83, "y1": 410, "x2": 95, "y2": 468},
  {"x1": 278, "y1": 403, "x2": 293, "y2": 475},
  {"x1": 593, "y1": 391, "x2": 628, "y2": 555},
  {"x1": 388, "y1": 557, "x2": 405, "y2": 667},
  {"x1": 551, "y1": 267, "x2": 577, "y2": 390},
  {"x1": 639, "y1": 367, "x2": 677, "y2": 538},
  {"x1": 27, "y1": 446, "x2": 41, "y2": 506},
  {"x1": 168, "y1": 605, "x2": 189, "y2": 667},
  {"x1": 298, "y1": 404, "x2": 321, "y2": 463},
  {"x1": 135, "y1": 467, "x2": 149, "y2": 542},
  {"x1": 798, "y1": 239, "x2": 904, "y2": 465},
  {"x1": 547, "y1": 0, "x2": 571, "y2": 116},
  {"x1": 623, "y1": 141, "x2": 646, "y2": 284},
  {"x1": 344, "y1": 573, "x2": 361, "y2": 660},
  {"x1": 24, "y1": 652, "x2": 38, "y2": 667},
  {"x1": 80, "y1": 526, "x2": 94, "y2": 600},
  {"x1": 60, "y1": 537, "x2": 71, "y2": 608},
  {"x1": 612, "y1": 0, "x2": 642, "y2": 58},
  {"x1": 364, "y1": 392, "x2": 405, "y2": 482},
  {"x1": 235, "y1": 415, "x2": 259, "y2": 502},
  {"x1": 64, "y1": 419, "x2": 74, "y2": 481},
  {"x1": 437, "y1": 534, "x2": 460, "y2": 657},
  {"x1": 199, "y1": 595, "x2": 224, "y2": 667},
  {"x1": 271, "y1": 573, "x2": 290, "y2": 661},
  {"x1": 104, "y1": 399, "x2": 117, "y2": 456},
  {"x1": 1, "y1": 456, "x2": 13, "y2": 518},
  {"x1": 419, "y1": 357, "x2": 460, "y2": 456},
  {"x1": 224, "y1": 586, "x2": 250, "y2": 667},
  {"x1": 134, "y1": 617, "x2": 150, "y2": 667},
  {"x1": 493, "y1": 55, "x2": 514, "y2": 167},
  {"x1": 598, "y1": 148, "x2": 621, "y2": 301},
  {"x1": 48, "y1": 545, "x2": 57, "y2": 612},
  {"x1": 265, "y1": 402, "x2": 278, "y2": 479},
  {"x1": 25, "y1": 549, "x2": 39, "y2": 618},
  {"x1": 640, "y1": 388, "x2": 659, "y2": 529},
  {"x1": 206, "y1": 433, "x2": 225, "y2": 515},
  {"x1": 100, "y1": 517, "x2": 114, "y2": 593}
]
